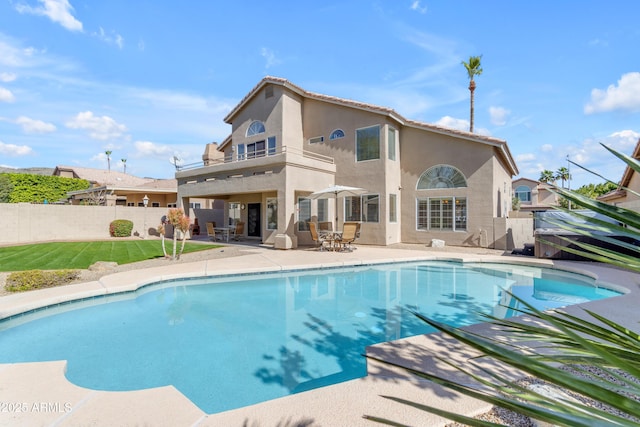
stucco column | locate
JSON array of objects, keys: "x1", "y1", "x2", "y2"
[{"x1": 274, "y1": 185, "x2": 298, "y2": 249}]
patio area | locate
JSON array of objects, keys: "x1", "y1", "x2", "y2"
[{"x1": 0, "y1": 244, "x2": 638, "y2": 426}]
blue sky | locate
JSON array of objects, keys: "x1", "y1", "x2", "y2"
[{"x1": 0, "y1": 1, "x2": 639, "y2": 188}]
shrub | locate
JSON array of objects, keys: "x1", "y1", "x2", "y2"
[
  {"x1": 5, "y1": 269, "x2": 80, "y2": 292},
  {"x1": 109, "y1": 219, "x2": 133, "y2": 237}
]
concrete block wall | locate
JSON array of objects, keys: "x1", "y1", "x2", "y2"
[
  {"x1": 492, "y1": 217, "x2": 535, "y2": 251},
  {"x1": 1, "y1": 203, "x2": 172, "y2": 244}
]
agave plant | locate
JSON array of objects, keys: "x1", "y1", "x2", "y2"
[{"x1": 364, "y1": 143, "x2": 640, "y2": 426}]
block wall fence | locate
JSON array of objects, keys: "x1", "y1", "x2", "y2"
[
  {"x1": 1, "y1": 203, "x2": 534, "y2": 251},
  {"x1": 1, "y1": 203, "x2": 174, "y2": 244}
]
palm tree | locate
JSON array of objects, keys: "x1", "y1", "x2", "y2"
[
  {"x1": 555, "y1": 166, "x2": 571, "y2": 188},
  {"x1": 121, "y1": 158, "x2": 127, "y2": 174},
  {"x1": 539, "y1": 169, "x2": 555, "y2": 183},
  {"x1": 462, "y1": 55, "x2": 483, "y2": 133},
  {"x1": 105, "y1": 150, "x2": 112, "y2": 172}
]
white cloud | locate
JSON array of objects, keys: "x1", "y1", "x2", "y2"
[
  {"x1": 16, "y1": 116, "x2": 56, "y2": 133},
  {"x1": 0, "y1": 72, "x2": 16, "y2": 82},
  {"x1": 516, "y1": 153, "x2": 536, "y2": 162},
  {"x1": 15, "y1": 0, "x2": 83, "y2": 32},
  {"x1": 0, "y1": 34, "x2": 48, "y2": 68},
  {"x1": 0, "y1": 87, "x2": 15, "y2": 102},
  {"x1": 435, "y1": 115, "x2": 469, "y2": 131},
  {"x1": 584, "y1": 72, "x2": 640, "y2": 114},
  {"x1": 0, "y1": 141, "x2": 33, "y2": 156},
  {"x1": 65, "y1": 111, "x2": 128, "y2": 140},
  {"x1": 260, "y1": 47, "x2": 281, "y2": 69},
  {"x1": 92, "y1": 27, "x2": 124, "y2": 49},
  {"x1": 489, "y1": 106, "x2": 510, "y2": 126},
  {"x1": 410, "y1": 1, "x2": 427, "y2": 14},
  {"x1": 541, "y1": 144, "x2": 553, "y2": 152},
  {"x1": 134, "y1": 141, "x2": 175, "y2": 158},
  {"x1": 599, "y1": 130, "x2": 640, "y2": 158},
  {"x1": 434, "y1": 115, "x2": 491, "y2": 136}
]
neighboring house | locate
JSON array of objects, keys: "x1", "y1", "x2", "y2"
[
  {"x1": 176, "y1": 76, "x2": 519, "y2": 249},
  {"x1": 512, "y1": 177, "x2": 558, "y2": 213},
  {"x1": 598, "y1": 139, "x2": 640, "y2": 211},
  {"x1": 54, "y1": 166, "x2": 179, "y2": 207}
]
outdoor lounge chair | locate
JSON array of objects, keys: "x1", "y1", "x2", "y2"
[
  {"x1": 308, "y1": 222, "x2": 329, "y2": 251},
  {"x1": 338, "y1": 222, "x2": 358, "y2": 251}
]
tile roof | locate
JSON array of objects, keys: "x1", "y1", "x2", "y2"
[
  {"x1": 221, "y1": 76, "x2": 518, "y2": 175},
  {"x1": 54, "y1": 166, "x2": 176, "y2": 190}
]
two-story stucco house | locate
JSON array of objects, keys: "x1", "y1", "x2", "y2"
[
  {"x1": 512, "y1": 177, "x2": 558, "y2": 213},
  {"x1": 176, "y1": 77, "x2": 518, "y2": 249}
]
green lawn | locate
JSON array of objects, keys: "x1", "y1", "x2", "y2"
[{"x1": 0, "y1": 240, "x2": 220, "y2": 272}]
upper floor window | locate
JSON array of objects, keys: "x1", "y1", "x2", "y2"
[
  {"x1": 247, "y1": 120, "x2": 266, "y2": 136},
  {"x1": 330, "y1": 129, "x2": 345, "y2": 140},
  {"x1": 417, "y1": 165, "x2": 467, "y2": 189},
  {"x1": 515, "y1": 185, "x2": 531, "y2": 202},
  {"x1": 356, "y1": 125, "x2": 380, "y2": 162},
  {"x1": 388, "y1": 127, "x2": 397, "y2": 161}
]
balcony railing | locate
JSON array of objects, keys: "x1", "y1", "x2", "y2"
[{"x1": 176, "y1": 145, "x2": 334, "y2": 171}]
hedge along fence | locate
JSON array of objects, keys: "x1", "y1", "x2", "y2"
[
  {"x1": 0, "y1": 173, "x2": 90, "y2": 203},
  {"x1": 1, "y1": 203, "x2": 172, "y2": 244}
]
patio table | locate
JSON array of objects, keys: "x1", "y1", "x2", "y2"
[{"x1": 214, "y1": 227, "x2": 234, "y2": 242}]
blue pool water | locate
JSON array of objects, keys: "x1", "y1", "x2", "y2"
[{"x1": 0, "y1": 261, "x2": 620, "y2": 414}]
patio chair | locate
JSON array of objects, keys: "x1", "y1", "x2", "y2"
[
  {"x1": 206, "y1": 222, "x2": 217, "y2": 241},
  {"x1": 232, "y1": 221, "x2": 245, "y2": 241},
  {"x1": 318, "y1": 221, "x2": 333, "y2": 232},
  {"x1": 308, "y1": 222, "x2": 329, "y2": 251},
  {"x1": 338, "y1": 222, "x2": 358, "y2": 252}
]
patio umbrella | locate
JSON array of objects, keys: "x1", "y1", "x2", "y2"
[{"x1": 309, "y1": 184, "x2": 368, "y2": 226}]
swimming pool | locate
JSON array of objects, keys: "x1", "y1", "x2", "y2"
[{"x1": 0, "y1": 261, "x2": 620, "y2": 414}]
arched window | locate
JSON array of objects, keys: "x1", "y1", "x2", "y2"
[
  {"x1": 246, "y1": 120, "x2": 265, "y2": 136},
  {"x1": 330, "y1": 129, "x2": 345, "y2": 140},
  {"x1": 515, "y1": 185, "x2": 531, "y2": 202},
  {"x1": 417, "y1": 165, "x2": 467, "y2": 189}
]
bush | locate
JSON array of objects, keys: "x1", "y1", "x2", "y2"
[
  {"x1": 109, "y1": 219, "x2": 133, "y2": 237},
  {"x1": 5, "y1": 269, "x2": 80, "y2": 292},
  {"x1": 1, "y1": 172, "x2": 90, "y2": 203}
]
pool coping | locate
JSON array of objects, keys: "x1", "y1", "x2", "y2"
[{"x1": 1, "y1": 245, "x2": 638, "y2": 426}]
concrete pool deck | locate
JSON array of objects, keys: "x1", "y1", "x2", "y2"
[{"x1": 0, "y1": 244, "x2": 638, "y2": 426}]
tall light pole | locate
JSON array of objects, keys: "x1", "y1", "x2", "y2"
[
  {"x1": 566, "y1": 155, "x2": 572, "y2": 210},
  {"x1": 143, "y1": 194, "x2": 149, "y2": 239}
]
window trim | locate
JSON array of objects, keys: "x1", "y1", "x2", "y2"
[
  {"x1": 416, "y1": 196, "x2": 467, "y2": 232},
  {"x1": 266, "y1": 197, "x2": 278, "y2": 230},
  {"x1": 515, "y1": 185, "x2": 532, "y2": 202},
  {"x1": 387, "y1": 127, "x2": 397, "y2": 161},
  {"x1": 344, "y1": 193, "x2": 380, "y2": 223},
  {"x1": 298, "y1": 197, "x2": 311, "y2": 231},
  {"x1": 389, "y1": 193, "x2": 397, "y2": 223},
  {"x1": 355, "y1": 125, "x2": 380, "y2": 162},
  {"x1": 246, "y1": 120, "x2": 266, "y2": 136},
  {"x1": 330, "y1": 129, "x2": 345, "y2": 140},
  {"x1": 417, "y1": 165, "x2": 467, "y2": 190}
]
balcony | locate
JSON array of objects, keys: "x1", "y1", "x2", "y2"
[{"x1": 175, "y1": 145, "x2": 336, "y2": 185}]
